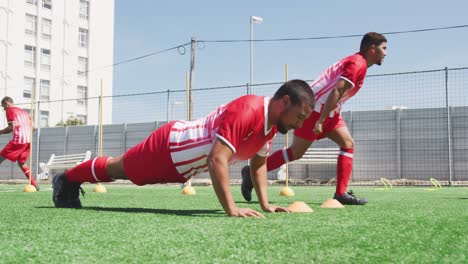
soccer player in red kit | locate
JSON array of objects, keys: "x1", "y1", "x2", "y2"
[
  {"x1": 0, "y1": 96, "x2": 38, "y2": 190},
  {"x1": 241, "y1": 32, "x2": 387, "y2": 205},
  {"x1": 52, "y1": 80, "x2": 315, "y2": 218}
]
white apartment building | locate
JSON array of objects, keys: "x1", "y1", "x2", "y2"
[{"x1": 0, "y1": 0, "x2": 114, "y2": 127}]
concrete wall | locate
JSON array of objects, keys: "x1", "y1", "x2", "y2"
[{"x1": 1, "y1": 107, "x2": 467, "y2": 184}]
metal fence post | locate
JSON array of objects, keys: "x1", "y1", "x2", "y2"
[
  {"x1": 166, "y1": 89, "x2": 170, "y2": 122},
  {"x1": 35, "y1": 125, "x2": 41, "y2": 178},
  {"x1": 64, "y1": 126, "x2": 69, "y2": 154},
  {"x1": 93, "y1": 125, "x2": 97, "y2": 157},
  {"x1": 349, "y1": 111, "x2": 354, "y2": 177},
  {"x1": 123, "y1": 123, "x2": 127, "y2": 154},
  {"x1": 445, "y1": 67, "x2": 453, "y2": 185},
  {"x1": 396, "y1": 109, "x2": 402, "y2": 179}
]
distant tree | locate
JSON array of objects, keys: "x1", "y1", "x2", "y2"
[{"x1": 56, "y1": 116, "x2": 85, "y2": 127}]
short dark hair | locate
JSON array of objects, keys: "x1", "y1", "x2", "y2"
[
  {"x1": 360, "y1": 32, "x2": 387, "y2": 53},
  {"x1": 273, "y1": 79, "x2": 315, "y2": 108},
  {"x1": 1, "y1": 96, "x2": 13, "y2": 105}
]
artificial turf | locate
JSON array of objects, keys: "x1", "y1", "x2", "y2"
[{"x1": 0, "y1": 184, "x2": 466, "y2": 263}]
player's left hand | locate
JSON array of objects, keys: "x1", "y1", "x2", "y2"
[{"x1": 263, "y1": 204, "x2": 290, "y2": 213}]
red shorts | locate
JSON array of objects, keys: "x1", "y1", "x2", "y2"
[
  {"x1": 293, "y1": 111, "x2": 347, "y2": 141},
  {"x1": 123, "y1": 121, "x2": 185, "y2": 185},
  {"x1": 0, "y1": 141, "x2": 30, "y2": 163}
]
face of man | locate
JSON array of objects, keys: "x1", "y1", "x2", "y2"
[
  {"x1": 276, "y1": 101, "x2": 312, "y2": 134},
  {"x1": 1, "y1": 102, "x2": 7, "y2": 111},
  {"x1": 373, "y1": 42, "x2": 387, "y2": 66}
]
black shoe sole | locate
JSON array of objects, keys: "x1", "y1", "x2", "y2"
[
  {"x1": 241, "y1": 166, "x2": 253, "y2": 202},
  {"x1": 52, "y1": 174, "x2": 83, "y2": 209}
]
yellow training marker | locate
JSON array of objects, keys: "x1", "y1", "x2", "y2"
[
  {"x1": 23, "y1": 184, "x2": 37, "y2": 193},
  {"x1": 181, "y1": 185, "x2": 196, "y2": 195},
  {"x1": 279, "y1": 186, "x2": 295, "y2": 196},
  {"x1": 94, "y1": 183, "x2": 107, "y2": 193}
]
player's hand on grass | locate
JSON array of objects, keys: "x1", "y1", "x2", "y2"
[
  {"x1": 229, "y1": 207, "x2": 265, "y2": 218},
  {"x1": 262, "y1": 204, "x2": 290, "y2": 213}
]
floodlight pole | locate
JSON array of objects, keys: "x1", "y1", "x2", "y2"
[{"x1": 249, "y1": 16, "x2": 263, "y2": 93}]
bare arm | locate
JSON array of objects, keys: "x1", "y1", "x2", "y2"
[
  {"x1": 0, "y1": 122, "x2": 14, "y2": 135},
  {"x1": 314, "y1": 79, "x2": 353, "y2": 135},
  {"x1": 208, "y1": 139, "x2": 265, "y2": 218},
  {"x1": 250, "y1": 154, "x2": 290, "y2": 213}
]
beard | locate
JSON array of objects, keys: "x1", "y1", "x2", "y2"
[
  {"x1": 376, "y1": 57, "x2": 385, "y2": 65},
  {"x1": 277, "y1": 122, "x2": 289, "y2": 134}
]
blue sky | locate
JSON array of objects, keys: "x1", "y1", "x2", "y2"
[{"x1": 112, "y1": 0, "x2": 467, "y2": 97}]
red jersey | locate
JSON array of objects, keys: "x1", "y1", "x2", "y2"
[
  {"x1": 311, "y1": 53, "x2": 367, "y2": 114},
  {"x1": 169, "y1": 95, "x2": 277, "y2": 179},
  {"x1": 6, "y1": 107, "x2": 31, "y2": 144}
]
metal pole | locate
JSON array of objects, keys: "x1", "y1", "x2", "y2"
[
  {"x1": 249, "y1": 17, "x2": 253, "y2": 89},
  {"x1": 35, "y1": 101, "x2": 41, "y2": 178},
  {"x1": 28, "y1": 76, "x2": 36, "y2": 186},
  {"x1": 2, "y1": 1, "x2": 11, "y2": 102},
  {"x1": 396, "y1": 109, "x2": 402, "y2": 179},
  {"x1": 34, "y1": 1, "x2": 40, "y2": 127},
  {"x1": 99, "y1": 79, "x2": 103, "y2": 156},
  {"x1": 445, "y1": 67, "x2": 453, "y2": 185},
  {"x1": 285, "y1": 64, "x2": 289, "y2": 186},
  {"x1": 166, "y1": 89, "x2": 170, "y2": 122},
  {"x1": 249, "y1": 16, "x2": 262, "y2": 94},
  {"x1": 189, "y1": 37, "x2": 195, "y2": 121},
  {"x1": 247, "y1": 17, "x2": 253, "y2": 169},
  {"x1": 186, "y1": 71, "x2": 189, "y2": 120},
  {"x1": 122, "y1": 123, "x2": 127, "y2": 154}
]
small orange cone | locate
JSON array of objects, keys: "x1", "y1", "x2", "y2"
[
  {"x1": 23, "y1": 184, "x2": 37, "y2": 192},
  {"x1": 279, "y1": 186, "x2": 295, "y2": 196},
  {"x1": 321, "y1": 199, "x2": 345, "y2": 209},
  {"x1": 287, "y1": 201, "x2": 313, "y2": 213},
  {"x1": 94, "y1": 183, "x2": 107, "y2": 193},
  {"x1": 181, "y1": 186, "x2": 196, "y2": 195}
]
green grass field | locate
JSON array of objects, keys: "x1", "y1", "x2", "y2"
[{"x1": 0, "y1": 184, "x2": 467, "y2": 263}]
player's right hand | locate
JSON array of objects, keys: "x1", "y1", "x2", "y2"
[
  {"x1": 229, "y1": 207, "x2": 265, "y2": 218},
  {"x1": 313, "y1": 122, "x2": 323, "y2": 135}
]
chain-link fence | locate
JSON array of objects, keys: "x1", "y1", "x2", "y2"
[{"x1": 2, "y1": 67, "x2": 467, "y2": 186}]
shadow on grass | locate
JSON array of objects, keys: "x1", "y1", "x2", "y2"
[
  {"x1": 236, "y1": 201, "x2": 260, "y2": 204},
  {"x1": 36, "y1": 206, "x2": 225, "y2": 217},
  {"x1": 236, "y1": 200, "x2": 323, "y2": 206}
]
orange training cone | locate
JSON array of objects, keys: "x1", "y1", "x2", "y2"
[
  {"x1": 321, "y1": 199, "x2": 345, "y2": 208},
  {"x1": 287, "y1": 201, "x2": 313, "y2": 213}
]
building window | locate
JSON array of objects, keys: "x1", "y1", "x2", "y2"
[
  {"x1": 79, "y1": 0, "x2": 89, "y2": 19},
  {"x1": 78, "y1": 28, "x2": 88, "y2": 48},
  {"x1": 42, "y1": 0, "x2": 52, "y2": 9},
  {"x1": 26, "y1": 0, "x2": 37, "y2": 5},
  {"x1": 24, "y1": 45, "x2": 36, "y2": 67},
  {"x1": 25, "y1": 14, "x2": 37, "y2": 35},
  {"x1": 77, "y1": 114, "x2": 87, "y2": 124},
  {"x1": 77, "y1": 57, "x2": 88, "y2": 76},
  {"x1": 24, "y1": 77, "x2": 35, "y2": 99},
  {"x1": 40, "y1": 111, "x2": 49, "y2": 127},
  {"x1": 77, "y1": 85, "x2": 87, "y2": 105},
  {"x1": 40, "y1": 79, "x2": 50, "y2": 101},
  {"x1": 42, "y1": 18, "x2": 52, "y2": 39},
  {"x1": 41, "y1": 49, "x2": 51, "y2": 70}
]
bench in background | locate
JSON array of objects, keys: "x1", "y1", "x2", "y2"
[{"x1": 38, "y1": 151, "x2": 92, "y2": 180}]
